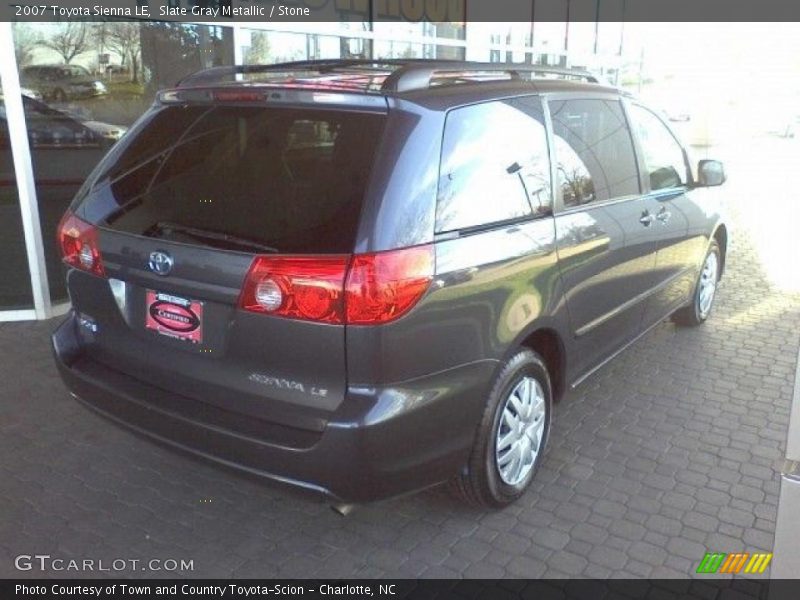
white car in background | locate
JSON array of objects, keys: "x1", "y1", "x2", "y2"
[{"x1": 80, "y1": 119, "x2": 127, "y2": 141}]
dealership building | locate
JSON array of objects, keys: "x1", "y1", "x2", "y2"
[{"x1": 0, "y1": 6, "x2": 631, "y2": 321}]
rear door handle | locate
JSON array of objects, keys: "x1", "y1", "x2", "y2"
[{"x1": 639, "y1": 211, "x2": 655, "y2": 226}]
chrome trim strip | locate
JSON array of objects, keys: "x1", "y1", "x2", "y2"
[{"x1": 575, "y1": 266, "x2": 693, "y2": 338}]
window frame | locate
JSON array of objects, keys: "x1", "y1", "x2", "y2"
[
  {"x1": 544, "y1": 92, "x2": 643, "y2": 216},
  {"x1": 433, "y1": 93, "x2": 554, "y2": 239},
  {"x1": 625, "y1": 99, "x2": 694, "y2": 195}
]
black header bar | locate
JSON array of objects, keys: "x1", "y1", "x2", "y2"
[{"x1": 5, "y1": 0, "x2": 800, "y2": 23}]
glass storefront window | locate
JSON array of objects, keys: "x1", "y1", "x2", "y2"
[
  {"x1": 238, "y1": 23, "x2": 465, "y2": 68},
  {"x1": 568, "y1": 22, "x2": 596, "y2": 61},
  {"x1": 0, "y1": 95, "x2": 34, "y2": 310},
  {"x1": 374, "y1": 38, "x2": 429, "y2": 60},
  {"x1": 328, "y1": 21, "x2": 372, "y2": 60},
  {"x1": 596, "y1": 22, "x2": 624, "y2": 57},
  {"x1": 533, "y1": 22, "x2": 567, "y2": 56},
  {"x1": 239, "y1": 29, "x2": 350, "y2": 64},
  {"x1": 465, "y1": 23, "x2": 535, "y2": 63},
  {"x1": 373, "y1": 22, "x2": 465, "y2": 60},
  {"x1": 12, "y1": 22, "x2": 234, "y2": 303},
  {"x1": 241, "y1": 30, "x2": 309, "y2": 64}
]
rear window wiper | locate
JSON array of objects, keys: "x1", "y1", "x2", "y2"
[{"x1": 148, "y1": 222, "x2": 279, "y2": 254}]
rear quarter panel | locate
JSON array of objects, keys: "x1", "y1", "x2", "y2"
[
  {"x1": 344, "y1": 218, "x2": 568, "y2": 483},
  {"x1": 346, "y1": 219, "x2": 566, "y2": 385}
]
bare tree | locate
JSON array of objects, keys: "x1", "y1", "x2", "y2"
[
  {"x1": 14, "y1": 24, "x2": 39, "y2": 66},
  {"x1": 244, "y1": 31, "x2": 271, "y2": 65},
  {"x1": 99, "y1": 23, "x2": 142, "y2": 83},
  {"x1": 39, "y1": 22, "x2": 91, "y2": 64}
]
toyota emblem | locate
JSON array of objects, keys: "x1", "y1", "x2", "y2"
[{"x1": 148, "y1": 251, "x2": 174, "y2": 276}]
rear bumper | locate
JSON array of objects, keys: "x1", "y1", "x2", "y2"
[{"x1": 52, "y1": 312, "x2": 494, "y2": 503}]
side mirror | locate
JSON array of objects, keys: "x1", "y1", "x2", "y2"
[{"x1": 697, "y1": 159, "x2": 726, "y2": 187}]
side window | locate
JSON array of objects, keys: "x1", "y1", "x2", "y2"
[
  {"x1": 628, "y1": 104, "x2": 688, "y2": 191},
  {"x1": 436, "y1": 97, "x2": 551, "y2": 233},
  {"x1": 549, "y1": 98, "x2": 640, "y2": 208}
]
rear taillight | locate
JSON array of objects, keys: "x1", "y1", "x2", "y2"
[
  {"x1": 239, "y1": 256, "x2": 350, "y2": 324},
  {"x1": 57, "y1": 212, "x2": 105, "y2": 277},
  {"x1": 239, "y1": 245, "x2": 435, "y2": 325},
  {"x1": 345, "y1": 245, "x2": 435, "y2": 324}
]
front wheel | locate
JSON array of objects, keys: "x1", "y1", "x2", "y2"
[
  {"x1": 672, "y1": 240, "x2": 721, "y2": 327},
  {"x1": 451, "y1": 349, "x2": 552, "y2": 508}
]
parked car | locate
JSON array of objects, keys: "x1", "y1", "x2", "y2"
[
  {"x1": 1, "y1": 94, "x2": 125, "y2": 147},
  {"x1": 52, "y1": 60, "x2": 728, "y2": 509},
  {"x1": 79, "y1": 120, "x2": 127, "y2": 142},
  {"x1": 21, "y1": 64, "x2": 108, "y2": 102}
]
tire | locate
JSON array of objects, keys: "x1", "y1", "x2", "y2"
[
  {"x1": 672, "y1": 240, "x2": 721, "y2": 327},
  {"x1": 452, "y1": 349, "x2": 552, "y2": 508}
]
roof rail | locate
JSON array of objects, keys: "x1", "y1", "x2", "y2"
[
  {"x1": 176, "y1": 59, "x2": 599, "y2": 93},
  {"x1": 381, "y1": 62, "x2": 599, "y2": 92}
]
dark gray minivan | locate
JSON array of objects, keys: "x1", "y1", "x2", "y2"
[{"x1": 52, "y1": 60, "x2": 728, "y2": 508}]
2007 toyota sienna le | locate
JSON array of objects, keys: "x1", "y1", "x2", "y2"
[{"x1": 52, "y1": 60, "x2": 728, "y2": 508}]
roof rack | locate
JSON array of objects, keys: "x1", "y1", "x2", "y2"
[
  {"x1": 176, "y1": 59, "x2": 599, "y2": 93},
  {"x1": 382, "y1": 61, "x2": 599, "y2": 92}
]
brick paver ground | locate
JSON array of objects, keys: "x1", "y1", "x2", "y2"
[{"x1": 1, "y1": 137, "x2": 799, "y2": 579}]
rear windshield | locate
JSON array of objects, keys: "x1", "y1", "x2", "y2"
[{"x1": 76, "y1": 105, "x2": 386, "y2": 254}]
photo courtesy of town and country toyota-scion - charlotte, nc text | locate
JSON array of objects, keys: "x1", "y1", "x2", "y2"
[
  {"x1": 14, "y1": 584, "x2": 398, "y2": 597},
  {"x1": 15, "y1": 3, "x2": 311, "y2": 17}
]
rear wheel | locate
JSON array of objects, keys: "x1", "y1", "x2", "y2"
[
  {"x1": 452, "y1": 349, "x2": 551, "y2": 508},
  {"x1": 673, "y1": 240, "x2": 721, "y2": 326}
]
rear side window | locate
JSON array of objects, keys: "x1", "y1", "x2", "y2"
[
  {"x1": 436, "y1": 97, "x2": 551, "y2": 233},
  {"x1": 549, "y1": 98, "x2": 640, "y2": 208},
  {"x1": 628, "y1": 104, "x2": 688, "y2": 191},
  {"x1": 77, "y1": 105, "x2": 386, "y2": 254}
]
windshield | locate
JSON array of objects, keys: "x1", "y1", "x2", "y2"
[{"x1": 76, "y1": 104, "x2": 386, "y2": 254}]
